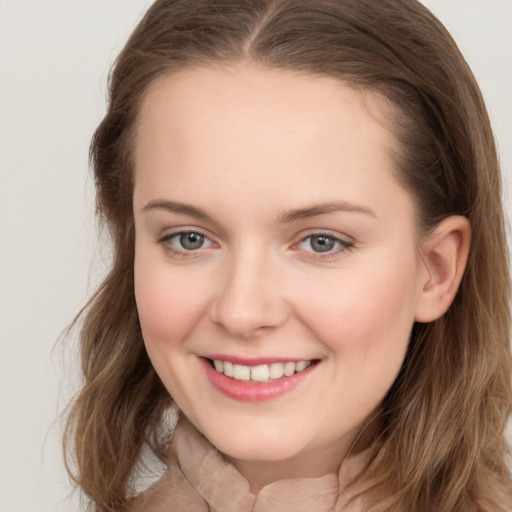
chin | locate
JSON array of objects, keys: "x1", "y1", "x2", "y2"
[{"x1": 201, "y1": 420, "x2": 308, "y2": 463}]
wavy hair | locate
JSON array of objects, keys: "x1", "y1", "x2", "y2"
[{"x1": 64, "y1": 1, "x2": 512, "y2": 510}]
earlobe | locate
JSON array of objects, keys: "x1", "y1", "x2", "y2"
[{"x1": 414, "y1": 215, "x2": 471, "y2": 323}]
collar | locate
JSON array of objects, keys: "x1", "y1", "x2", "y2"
[{"x1": 172, "y1": 416, "x2": 370, "y2": 512}]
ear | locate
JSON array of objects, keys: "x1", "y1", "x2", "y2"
[{"x1": 414, "y1": 215, "x2": 471, "y2": 323}]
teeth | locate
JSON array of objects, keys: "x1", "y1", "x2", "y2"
[
  {"x1": 211, "y1": 359, "x2": 312, "y2": 382},
  {"x1": 283, "y1": 362, "x2": 296, "y2": 377},
  {"x1": 251, "y1": 365, "x2": 270, "y2": 382},
  {"x1": 269, "y1": 363, "x2": 284, "y2": 379},
  {"x1": 224, "y1": 361, "x2": 234, "y2": 377},
  {"x1": 233, "y1": 364, "x2": 250, "y2": 381},
  {"x1": 295, "y1": 361, "x2": 308, "y2": 372}
]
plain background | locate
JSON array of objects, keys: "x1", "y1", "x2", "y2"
[{"x1": 0, "y1": 1, "x2": 511, "y2": 511}]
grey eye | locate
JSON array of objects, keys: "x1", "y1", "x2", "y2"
[
  {"x1": 309, "y1": 235, "x2": 336, "y2": 252},
  {"x1": 179, "y1": 232, "x2": 205, "y2": 250}
]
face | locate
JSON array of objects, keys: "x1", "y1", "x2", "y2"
[{"x1": 133, "y1": 64, "x2": 427, "y2": 486}]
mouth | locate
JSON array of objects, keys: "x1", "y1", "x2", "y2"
[
  {"x1": 207, "y1": 358, "x2": 313, "y2": 382},
  {"x1": 201, "y1": 356, "x2": 319, "y2": 402}
]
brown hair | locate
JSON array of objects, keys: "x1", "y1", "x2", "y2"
[{"x1": 64, "y1": 1, "x2": 512, "y2": 510}]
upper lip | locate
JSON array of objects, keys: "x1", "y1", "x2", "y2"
[{"x1": 201, "y1": 354, "x2": 316, "y2": 366}]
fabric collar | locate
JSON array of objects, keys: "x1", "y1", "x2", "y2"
[{"x1": 172, "y1": 416, "x2": 370, "y2": 512}]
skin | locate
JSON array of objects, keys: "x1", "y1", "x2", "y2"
[{"x1": 132, "y1": 63, "x2": 468, "y2": 492}]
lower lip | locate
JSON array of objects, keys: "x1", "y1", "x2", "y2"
[{"x1": 200, "y1": 358, "x2": 317, "y2": 402}]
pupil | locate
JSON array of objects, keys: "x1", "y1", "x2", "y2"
[
  {"x1": 311, "y1": 235, "x2": 334, "y2": 252},
  {"x1": 180, "y1": 232, "x2": 204, "y2": 250}
]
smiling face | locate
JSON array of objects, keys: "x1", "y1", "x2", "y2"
[{"x1": 132, "y1": 64, "x2": 428, "y2": 488}]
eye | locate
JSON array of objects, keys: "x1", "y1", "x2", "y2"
[
  {"x1": 298, "y1": 233, "x2": 354, "y2": 256},
  {"x1": 303, "y1": 234, "x2": 336, "y2": 253},
  {"x1": 177, "y1": 232, "x2": 206, "y2": 250},
  {"x1": 159, "y1": 230, "x2": 216, "y2": 257}
]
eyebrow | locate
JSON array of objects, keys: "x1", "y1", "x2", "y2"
[
  {"x1": 275, "y1": 201, "x2": 377, "y2": 224},
  {"x1": 142, "y1": 199, "x2": 377, "y2": 223},
  {"x1": 142, "y1": 200, "x2": 210, "y2": 220}
]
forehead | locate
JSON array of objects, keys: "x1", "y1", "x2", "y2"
[
  {"x1": 135, "y1": 64, "x2": 394, "y2": 153},
  {"x1": 132, "y1": 63, "x2": 411, "y2": 222}
]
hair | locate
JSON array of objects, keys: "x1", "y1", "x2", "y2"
[{"x1": 64, "y1": 1, "x2": 512, "y2": 511}]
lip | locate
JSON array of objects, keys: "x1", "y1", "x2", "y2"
[{"x1": 199, "y1": 356, "x2": 318, "y2": 402}]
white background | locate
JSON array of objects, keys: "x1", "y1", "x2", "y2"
[{"x1": 0, "y1": 1, "x2": 511, "y2": 511}]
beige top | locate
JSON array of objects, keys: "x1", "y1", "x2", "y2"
[{"x1": 134, "y1": 417, "x2": 370, "y2": 512}]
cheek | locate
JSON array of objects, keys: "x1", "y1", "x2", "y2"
[
  {"x1": 294, "y1": 264, "x2": 417, "y2": 426},
  {"x1": 134, "y1": 255, "x2": 210, "y2": 348},
  {"x1": 292, "y1": 254, "x2": 419, "y2": 363}
]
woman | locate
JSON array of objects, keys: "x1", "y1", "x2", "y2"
[{"x1": 64, "y1": 0, "x2": 512, "y2": 510}]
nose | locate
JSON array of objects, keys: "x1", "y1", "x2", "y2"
[{"x1": 208, "y1": 248, "x2": 289, "y2": 338}]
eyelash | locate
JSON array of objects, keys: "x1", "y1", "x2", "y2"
[
  {"x1": 294, "y1": 232, "x2": 355, "y2": 260},
  {"x1": 157, "y1": 230, "x2": 355, "y2": 260},
  {"x1": 158, "y1": 230, "x2": 216, "y2": 259}
]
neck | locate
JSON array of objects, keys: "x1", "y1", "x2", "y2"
[
  {"x1": 225, "y1": 440, "x2": 351, "y2": 493},
  {"x1": 224, "y1": 420, "x2": 378, "y2": 493}
]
